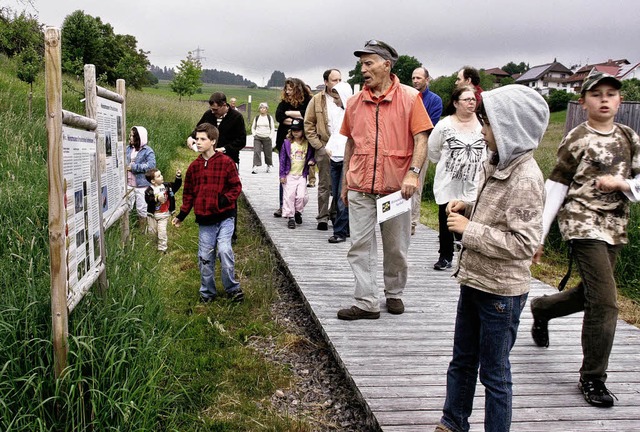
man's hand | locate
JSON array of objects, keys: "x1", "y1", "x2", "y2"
[
  {"x1": 172, "y1": 217, "x2": 182, "y2": 228},
  {"x1": 186, "y1": 136, "x2": 196, "y2": 151},
  {"x1": 341, "y1": 188, "x2": 349, "y2": 207},
  {"x1": 215, "y1": 147, "x2": 226, "y2": 153},
  {"x1": 280, "y1": 177, "x2": 286, "y2": 184},
  {"x1": 447, "y1": 212, "x2": 469, "y2": 234},
  {"x1": 447, "y1": 200, "x2": 466, "y2": 215},
  {"x1": 400, "y1": 172, "x2": 419, "y2": 200}
]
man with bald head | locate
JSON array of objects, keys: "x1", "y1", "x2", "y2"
[
  {"x1": 410, "y1": 66, "x2": 443, "y2": 235},
  {"x1": 337, "y1": 40, "x2": 433, "y2": 320}
]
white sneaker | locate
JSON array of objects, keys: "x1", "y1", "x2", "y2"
[
  {"x1": 251, "y1": 166, "x2": 257, "y2": 174},
  {"x1": 266, "y1": 165, "x2": 271, "y2": 173}
]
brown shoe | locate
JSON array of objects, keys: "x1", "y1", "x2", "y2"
[
  {"x1": 337, "y1": 306, "x2": 380, "y2": 320},
  {"x1": 434, "y1": 424, "x2": 454, "y2": 432},
  {"x1": 386, "y1": 298, "x2": 405, "y2": 315}
]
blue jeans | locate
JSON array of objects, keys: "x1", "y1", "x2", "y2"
[
  {"x1": 330, "y1": 160, "x2": 349, "y2": 238},
  {"x1": 198, "y1": 218, "x2": 240, "y2": 299},
  {"x1": 441, "y1": 285, "x2": 527, "y2": 432}
]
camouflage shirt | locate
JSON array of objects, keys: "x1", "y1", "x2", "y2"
[{"x1": 549, "y1": 122, "x2": 640, "y2": 245}]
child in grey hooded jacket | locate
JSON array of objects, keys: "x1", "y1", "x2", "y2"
[{"x1": 436, "y1": 85, "x2": 548, "y2": 432}]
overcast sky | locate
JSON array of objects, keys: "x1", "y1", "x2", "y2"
[{"x1": 14, "y1": 0, "x2": 640, "y2": 88}]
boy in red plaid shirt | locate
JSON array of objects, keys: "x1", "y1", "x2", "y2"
[{"x1": 173, "y1": 123, "x2": 244, "y2": 303}]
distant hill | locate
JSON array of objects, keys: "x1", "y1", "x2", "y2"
[{"x1": 149, "y1": 64, "x2": 256, "y2": 87}]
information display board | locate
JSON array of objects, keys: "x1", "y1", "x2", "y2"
[
  {"x1": 95, "y1": 96, "x2": 126, "y2": 227},
  {"x1": 62, "y1": 126, "x2": 103, "y2": 306}
]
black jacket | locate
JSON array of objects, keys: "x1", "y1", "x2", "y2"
[{"x1": 193, "y1": 108, "x2": 246, "y2": 164}]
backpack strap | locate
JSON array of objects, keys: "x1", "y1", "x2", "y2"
[{"x1": 557, "y1": 240, "x2": 573, "y2": 292}]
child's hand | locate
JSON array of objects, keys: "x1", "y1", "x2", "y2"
[
  {"x1": 280, "y1": 178, "x2": 286, "y2": 184},
  {"x1": 532, "y1": 245, "x2": 544, "y2": 264},
  {"x1": 595, "y1": 174, "x2": 628, "y2": 193},
  {"x1": 308, "y1": 161, "x2": 315, "y2": 166},
  {"x1": 172, "y1": 217, "x2": 181, "y2": 228},
  {"x1": 447, "y1": 212, "x2": 469, "y2": 234},
  {"x1": 447, "y1": 200, "x2": 466, "y2": 215},
  {"x1": 157, "y1": 194, "x2": 167, "y2": 204}
]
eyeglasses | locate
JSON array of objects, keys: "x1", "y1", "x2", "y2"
[
  {"x1": 476, "y1": 113, "x2": 490, "y2": 126},
  {"x1": 458, "y1": 98, "x2": 476, "y2": 104}
]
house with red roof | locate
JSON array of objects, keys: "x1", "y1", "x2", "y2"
[{"x1": 514, "y1": 61, "x2": 573, "y2": 96}]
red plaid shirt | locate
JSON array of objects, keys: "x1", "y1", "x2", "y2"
[{"x1": 176, "y1": 152, "x2": 242, "y2": 225}]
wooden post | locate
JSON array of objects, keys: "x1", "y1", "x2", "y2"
[
  {"x1": 45, "y1": 27, "x2": 68, "y2": 379},
  {"x1": 84, "y1": 64, "x2": 108, "y2": 294},
  {"x1": 117, "y1": 79, "x2": 130, "y2": 242}
]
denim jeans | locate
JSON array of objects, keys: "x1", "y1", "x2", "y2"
[
  {"x1": 330, "y1": 160, "x2": 349, "y2": 238},
  {"x1": 198, "y1": 218, "x2": 240, "y2": 299},
  {"x1": 531, "y1": 239, "x2": 621, "y2": 381},
  {"x1": 441, "y1": 285, "x2": 527, "y2": 432}
]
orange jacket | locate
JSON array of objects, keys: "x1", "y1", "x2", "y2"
[{"x1": 340, "y1": 75, "x2": 433, "y2": 195}]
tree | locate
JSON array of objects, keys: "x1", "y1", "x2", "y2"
[
  {"x1": 502, "y1": 61, "x2": 529, "y2": 76},
  {"x1": 547, "y1": 89, "x2": 575, "y2": 112},
  {"x1": 0, "y1": 10, "x2": 43, "y2": 57},
  {"x1": 392, "y1": 55, "x2": 421, "y2": 86},
  {"x1": 16, "y1": 45, "x2": 41, "y2": 119},
  {"x1": 169, "y1": 52, "x2": 202, "y2": 101},
  {"x1": 622, "y1": 78, "x2": 640, "y2": 101},
  {"x1": 429, "y1": 73, "x2": 457, "y2": 107},
  {"x1": 500, "y1": 76, "x2": 515, "y2": 86},
  {"x1": 267, "y1": 70, "x2": 285, "y2": 88},
  {"x1": 61, "y1": 10, "x2": 150, "y2": 89}
]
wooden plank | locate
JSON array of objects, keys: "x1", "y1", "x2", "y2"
[{"x1": 237, "y1": 151, "x2": 640, "y2": 431}]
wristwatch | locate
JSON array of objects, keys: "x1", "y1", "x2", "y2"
[{"x1": 408, "y1": 166, "x2": 421, "y2": 175}]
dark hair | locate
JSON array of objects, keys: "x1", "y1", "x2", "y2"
[
  {"x1": 195, "y1": 122, "x2": 219, "y2": 141},
  {"x1": 323, "y1": 69, "x2": 340, "y2": 82},
  {"x1": 461, "y1": 66, "x2": 480, "y2": 86},
  {"x1": 130, "y1": 127, "x2": 141, "y2": 150},
  {"x1": 208, "y1": 92, "x2": 227, "y2": 106},
  {"x1": 145, "y1": 168, "x2": 159, "y2": 183},
  {"x1": 444, "y1": 85, "x2": 476, "y2": 116}
]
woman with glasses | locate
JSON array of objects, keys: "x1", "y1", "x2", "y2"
[{"x1": 428, "y1": 85, "x2": 486, "y2": 270}]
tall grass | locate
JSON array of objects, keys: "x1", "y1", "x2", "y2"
[{"x1": 0, "y1": 57, "x2": 313, "y2": 430}]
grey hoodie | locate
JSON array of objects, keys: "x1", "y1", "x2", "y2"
[
  {"x1": 455, "y1": 85, "x2": 548, "y2": 296},
  {"x1": 482, "y1": 85, "x2": 549, "y2": 170}
]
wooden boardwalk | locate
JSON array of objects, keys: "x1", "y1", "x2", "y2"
[{"x1": 237, "y1": 151, "x2": 640, "y2": 431}]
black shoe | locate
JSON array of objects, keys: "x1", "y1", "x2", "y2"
[
  {"x1": 337, "y1": 306, "x2": 380, "y2": 320},
  {"x1": 228, "y1": 290, "x2": 245, "y2": 303},
  {"x1": 531, "y1": 316, "x2": 549, "y2": 348},
  {"x1": 317, "y1": 222, "x2": 328, "y2": 231},
  {"x1": 199, "y1": 295, "x2": 215, "y2": 304},
  {"x1": 288, "y1": 218, "x2": 296, "y2": 229},
  {"x1": 294, "y1": 211, "x2": 302, "y2": 224},
  {"x1": 433, "y1": 257, "x2": 452, "y2": 270},
  {"x1": 328, "y1": 235, "x2": 346, "y2": 243},
  {"x1": 386, "y1": 298, "x2": 405, "y2": 315},
  {"x1": 273, "y1": 208, "x2": 282, "y2": 218},
  {"x1": 579, "y1": 378, "x2": 617, "y2": 407}
]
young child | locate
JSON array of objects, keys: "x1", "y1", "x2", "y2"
[
  {"x1": 144, "y1": 168, "x2": 182, "y2": 252},
  {"x1": 279, "y1": 118, "x2": 315, "y2": 229},
  {"x1": 436, "y1": 85, "x2": 548, "y2": 432},
  {"x1": 530, "y1": 72, "x2": 640, "y2": 408},
  {"x1": 172, "y1": 123, "x2": 244, "y2": 303}
]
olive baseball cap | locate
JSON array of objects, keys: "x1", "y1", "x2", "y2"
[
  {"x1": 354, "y1": 39, "x2": 398, "y2": 66},
  {"x1": 581, "y1": 72, "x2": 622, "y2": 94}
]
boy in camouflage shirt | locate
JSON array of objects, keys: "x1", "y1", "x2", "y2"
[{"x1": 531, "y1": 72, "x2": 640, "y2": 408}]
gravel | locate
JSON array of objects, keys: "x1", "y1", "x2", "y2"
[{"x1": 247, "y1": 267, "x2": 379, "y2": 431}]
